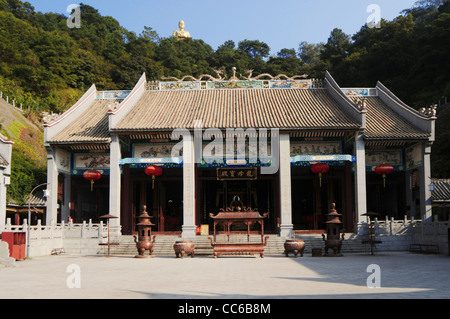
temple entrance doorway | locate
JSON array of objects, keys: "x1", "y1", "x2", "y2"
[
  {"x1": 198, "y1": 168, "x2": 277, "y2": 233},
  {"x1": 291, "y1": 166, "x2": 344, "y2": 231},
  {"x1": 129, "y1": 168, "x2": 183, "y2": 235},
  {"x1": 70, "y1": 175, "x2": 109, "y2": 224}
]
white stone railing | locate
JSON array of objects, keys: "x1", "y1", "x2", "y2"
[
  {"x1": 355, "y1": 216, "x2": 449, "y2": 253},
  {"x1": 0, "y1": 218, "x2": 121, "y2": 241},
  {"x1": 410, "y1": 216, "x2": 449, "y2": 252},
  {"x1": 356, "y1": 216, "x2": 420, "y2": 238},
  {"x1": 0, "y1": 218, "x2": 122, "y2": 257},
  {"x1": 411, "y1": 216, "x2": 449, "y2": 236}
]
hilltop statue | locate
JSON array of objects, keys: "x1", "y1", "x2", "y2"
[{"x1": 172, "y1": 20, "x2": 191, "y2": 40}]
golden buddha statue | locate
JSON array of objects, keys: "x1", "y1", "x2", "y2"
[{"x1": 172, "y1": 20, "x2": 191, "y2": 40}]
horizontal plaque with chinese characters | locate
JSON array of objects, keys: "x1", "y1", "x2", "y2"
[{"x1": 217, "y1": 168, "x2": 257, "y2": 181}]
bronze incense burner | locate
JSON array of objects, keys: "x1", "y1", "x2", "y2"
[
  {"x1": 322, "y1": 203, "x2": 345, "y2": 256},
  {"x1": 133, "y1": 205, "x2": 156, "y2": 258},
  {"x1": 284, "y1": 238, "x2": 306, "y2": 257},
  {"x1": 174, "y1": 240, "x2": 195, "y2": 258}
]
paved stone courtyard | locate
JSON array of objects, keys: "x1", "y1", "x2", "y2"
[{"x1": 0, "y1": 252, "x2": 449, "y2": 300}]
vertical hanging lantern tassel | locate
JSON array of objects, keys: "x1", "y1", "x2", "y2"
[
  {"x1": 145, "y1": 165, "x2": 163, "y2": 190},
  {"x1": 83, "y1": 170, "x2": 102, "y2": 192},
  {"x1": 311, "y1": 163, "x2": 329, "y2": 188},
  {"x1": 375, "y1": 164, "x2": 393, "y2": 188}
]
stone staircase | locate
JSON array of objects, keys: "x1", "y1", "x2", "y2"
[{"x1": 97, "y1": 233, "x2": 374, "y2": 257}]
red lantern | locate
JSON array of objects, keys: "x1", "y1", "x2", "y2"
[
  {"x1": 311, "y1": 163, "x2": 329, "y2": 187},
  {"x1": 374, "y1": 164, "x2": 394, "y2": 188},
  {"x1": 145, "y1": 165, "x2": 163, "y2": 189},
  {"x1": 83, "y1": 170, "x2": 101, "y2": 191}
]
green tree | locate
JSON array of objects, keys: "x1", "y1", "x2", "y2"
[
  {"x1": 298, "y1": 41, "x2": 328, "y2": 78},
  {"x1": 140, "y1": 26, "x2": 161, "y2": 44},
  {"x1": 237, "y1": 39, "x2": 270, "y2": 59},
  {"x1": 320, "y1": 28, "x2": 351, "y2": 72},
  {"x1": 265, "y1": 48, "x2": 304, "y2": 77}
]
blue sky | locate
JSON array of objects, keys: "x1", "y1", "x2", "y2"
[{"x1": 28, "y1": 0, "x2": 419, "y2": 55}]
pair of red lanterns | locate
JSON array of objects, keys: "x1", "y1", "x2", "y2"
[
  {"x1": 83, "y1": 165, "x2": 163, "y2": 191},
  {"x1": 310, "y1": 163, "x2": 393, "y2": 188}
]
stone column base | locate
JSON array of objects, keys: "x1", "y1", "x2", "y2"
[
  {"x1": 182, "y1": 225, "x2": 197, "y2": 239},
  {"x1": 279, "y1": 224, "x2": 293, "y2": 239}
]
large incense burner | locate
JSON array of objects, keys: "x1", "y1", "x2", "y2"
[
  {"x1": 174, "y1": 240, "x2": 195, "y2": 258},
  {"x1": 284, "y1": 239, "x2": 306, "y2": 257},
  {"x1": 322, "y1": 203, "x2": 345, "y2": 256},
  {"x1": 133, "y1": 205, "x2": 156, "y2": 258},
  {"x1": 209, "y1": 203, "x2": 269, "y2": 258}
]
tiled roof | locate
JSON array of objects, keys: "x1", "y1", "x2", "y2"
[
  {"x1": 48, "y1": 87, "x2": 432, "y2": 144},
  {"x1": 8, "y1": 191, "x2": 46, "y2": 207},
  {"x1": 113, "y1": 89, "x2": 361, "y2": 131},
  {"x1": 49, "y1": 99, "x2": 112, "y2": 144},
  {"x1": 0, "y1": 154, "x2": 8, "y2": 167},
  {"x1": 350, "y1": 96, "x2": 430, "y2": 140},
  {"x1": 432, "y1": 179, "x2": 450, "y2": 202}
]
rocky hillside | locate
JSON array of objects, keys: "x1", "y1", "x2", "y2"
[{"x1": 0, "y1": 97, "x2": 46, "y2": 204}]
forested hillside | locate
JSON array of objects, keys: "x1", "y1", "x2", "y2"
[{"x1": 0, "y1": 0, "x2": 449, "y2": 203}]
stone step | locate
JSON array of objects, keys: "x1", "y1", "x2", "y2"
[{"x1": 98, "y1": 233, "x2": 374, "y2": 256}]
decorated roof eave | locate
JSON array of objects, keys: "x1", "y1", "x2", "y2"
[
  {"x1": 324, "y1": 71, "x2": 366, "y2": 129},
  {"x1": 44, "y1": 84, "x2": 97, "y2": 144},
  {"x1": 375, "y1": 81, "x2": 436, "y2": 142},
  {"x1": 110, "y1": 127, "x2": 361, "y2": 133},
  {"x1": 363, "y1": 136, "x2": 431, "y2": 147},
  {"x1": 108, "y1": 73, "x2": 147, "y2": 131},
  {"x1": 48, "y1": 141, "x2": 111, "y2": 152},
  {"x1": 48, "y1": 139, "x2": 111, "y2": 145},
  {"x1": 363, "y1": 135, "x2": 431, "y2": 141}
]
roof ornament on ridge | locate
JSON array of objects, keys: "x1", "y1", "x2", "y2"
[
  {"x1": 159, "y1": 67, "x2": 311, "y2": 83},
  {"x1": 107, "y1": 101, "x2": 120, "y2": 112},
  {"x1": 419, "y1": 104, "x2": 437, "y2": 117},
  {"x1": 160, "y1": 69, "x2": 225, "y2": 82},
  {"x1": 242, "y1": 69, "x2": 308, "y2": 81},
  {"x1": 355, "y1": 98, "x2": 367, "y2": 110},
  {"x1": 42, "y1": 112, "x2": 60, "y2": 124}
]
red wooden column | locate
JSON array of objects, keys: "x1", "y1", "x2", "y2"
[
  {"x1": 121, "y1": 164, "x2": 131, "y2": 235},
  {"x1": 345, "y1": 161, "x2": 354, "y2": 232}
]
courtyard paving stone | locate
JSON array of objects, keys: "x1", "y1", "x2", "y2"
[{"x1": 0, "y1": 252, "x2": 449, "y2": 300}]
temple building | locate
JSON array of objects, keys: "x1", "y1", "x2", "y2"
[{"x1": 42, "y1": 71, "x2": 436, "y2": 238}]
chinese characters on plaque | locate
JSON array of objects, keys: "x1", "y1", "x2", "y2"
[{"x1": 217, "y1": 168, "x2": 257, "y2": 181}]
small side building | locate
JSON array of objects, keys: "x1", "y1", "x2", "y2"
[
  {"x1": 432, "y1": 178, "x2": 450, "y2": 221},
  {"x1": 0, "y1": 134, "x2": 13, "y2": 227}
]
